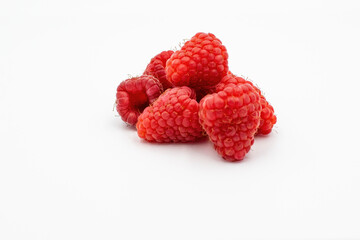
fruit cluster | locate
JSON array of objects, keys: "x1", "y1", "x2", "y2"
[{"x1": 115, "y1": 32, "x2": 276, "y2": 162}]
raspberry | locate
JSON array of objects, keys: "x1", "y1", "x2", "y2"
[
  {"x1": 199, "y1": 84, "x2": 261, "y2": 162},
  {"x1": 136, "y1": 87, "x2": 204, "y2": 143},
  {"x1": 116, "y1": 75, "x2": 163, "y2": 126},
  {"x1": 144, "y1": 50, "x2": 174, "y2": 90},
  {"x1": 258, "y1": 100, "x2": 276, "y2": 135},
  {"x1": 166, "y1": 32, "x2": 229, "y2": 88},
  {"x1": 216, "y1": 73, "x2": 277, "y2": 135}
]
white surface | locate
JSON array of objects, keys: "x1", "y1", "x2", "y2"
[{"x1": 1, "y1": 1, "x2": 360, "y2": 239}]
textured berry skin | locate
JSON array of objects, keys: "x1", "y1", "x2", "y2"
[
  {"x1": 144, "y1": 50, "x2": 174, "y2": 90},
  {"x1": 199, "y1": 84, "x2": 261, "y2": 162},
  {"x1": 166, "y1": 32, "x2": 229, "y2": 88},
  {"x1": 216, "y1": 73, "x2": 277, "y2": 135},
  {"x1": 136, "y1": 87, "x2": 204, "y2": 143},
  {"x1": 116, "y1": 75, "x2": 163, "y2": 126}
]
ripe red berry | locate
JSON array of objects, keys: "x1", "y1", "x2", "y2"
[
  {"x1": 216, "y1": 73, "x2": 277, "y2": 135},
  {"x1": 144, "y1": 50, "x2": 174, "y2": 90},
  {"x1": 199, "y1": 84, "x2": 261, "y2": 161},
  {"x1": 166, "y1": 32, "x2": 229, "y2": 88},
  {"x1": 116, "y1": 75, "x2": 163, "y2": 126},
  {"x1": 136, "y1": 87, "x2": 204, "y2": 143}
]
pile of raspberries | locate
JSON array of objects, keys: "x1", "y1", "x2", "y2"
[{"x1": 115, "y1": 32, "x2": 276, "y2": 162}]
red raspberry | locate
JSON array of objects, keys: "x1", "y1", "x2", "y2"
[
  {"x1": 116, "y1": 75, "x2": 163, "y2": 126},
  {"x1": 199, "y1": 84, "x2": 261, "y2": 162},
  {"x1": 136, "y1": 87, "x2": 204, "y2": 143},
  {"x1": 216, "y1": 73, "x2": 277, "y2": 135},
  {"x1": 144, "y1": 50, "x2": 174, "y2": 90},
  {"x1": 166, "y1": 32, "x2": 229, "y2": 88}
]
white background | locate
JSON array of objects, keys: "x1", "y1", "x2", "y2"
[{"x1": 1, "y1": 0, "x2": 360, "y2": 239}]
